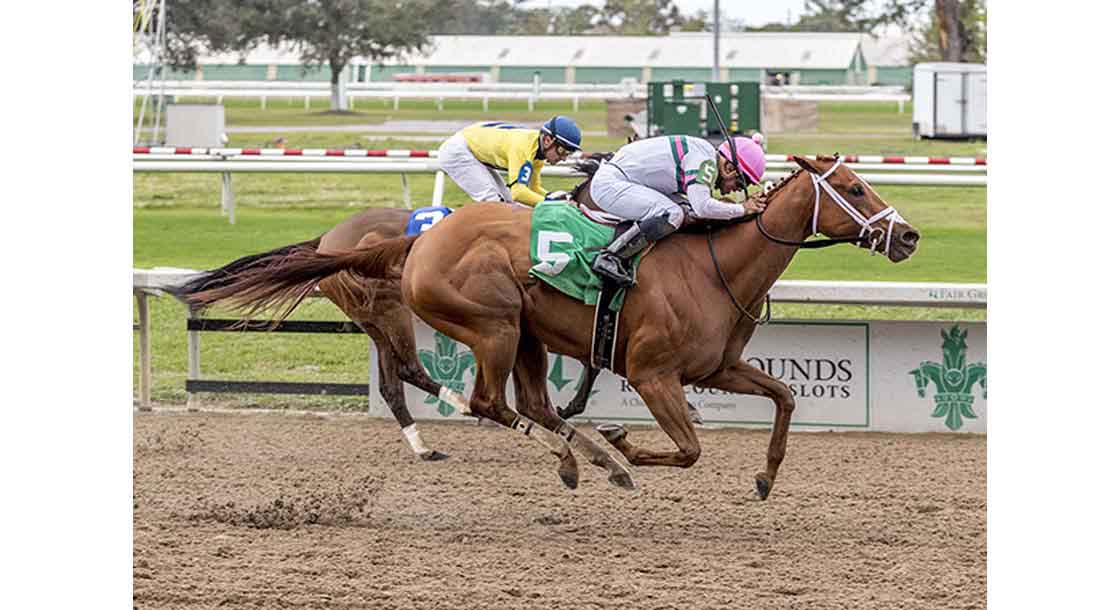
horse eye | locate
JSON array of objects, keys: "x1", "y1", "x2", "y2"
[{"x1": 849, "y1": 184, "x2": 865, "y2": 197}]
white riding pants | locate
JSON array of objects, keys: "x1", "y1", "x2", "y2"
[
  {"x1": 589, "y1": 165, "x2": 685, "y2": 228},
  {"x1": 437, "y1": 132, "x2": 513, "y2": 203}
]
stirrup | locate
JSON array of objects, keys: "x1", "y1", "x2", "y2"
[{"x1": 593, "y1": 253, "x2": 635, "y2": 287}]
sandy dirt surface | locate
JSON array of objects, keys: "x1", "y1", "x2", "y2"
[{"x1": 134, "y1": 410, "x2": 985, "y2": 609}]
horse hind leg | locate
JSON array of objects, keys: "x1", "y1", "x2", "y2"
[
  {"x1": 429, "y1": 316, "x2": 581, "y2": 490},
  {"x1": 318, "y1": 274, "x2": 447, "y2": 461},
  {"x1": 364, "y1": 322, "x2": 448, "y2": 461},
  {"x1": 513, "y1": 332, "x2": 634, "y2": 490}
]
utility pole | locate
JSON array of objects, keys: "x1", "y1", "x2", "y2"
[{"x1": 712, "y1": 0, "x2": 720, "y2": 82}]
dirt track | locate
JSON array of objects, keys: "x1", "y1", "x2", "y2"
[{"x1": 134, "y1": 410, "x2": 986, "y2": 609}]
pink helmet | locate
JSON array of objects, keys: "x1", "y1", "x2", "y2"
[{"x1": 717, "y1": 134, "x2": 766, "y2": 185}]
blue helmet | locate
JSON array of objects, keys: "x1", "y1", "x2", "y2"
[{"x1": 541, "y1": 115, "x2": 582, "y2": 150}]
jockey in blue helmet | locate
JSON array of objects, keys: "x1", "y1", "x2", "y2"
[{"x1": 438, "y1": 115, "x2": 582, "y2": 207}]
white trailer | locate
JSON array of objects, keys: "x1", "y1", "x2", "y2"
[{"x1": 912, "y1": 62, "x2": 987, "y2": 139}]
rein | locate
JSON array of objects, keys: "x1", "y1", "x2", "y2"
[
  {"x1": 704, "y1": 158, "x2": 903, "y2": 325},
  {"x1": 706, "y1": 229, "x2": 771, "y2": 325}
]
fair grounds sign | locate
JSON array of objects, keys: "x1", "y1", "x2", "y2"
[{"x1": 370, "y1": 319, "x2": 988, "y2": 434}]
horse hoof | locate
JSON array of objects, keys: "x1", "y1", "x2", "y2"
[
  {"x1": 754, "y1": 472, "x2": 772, "y2": 501},
  {"x1": 420, "y1": 450, "x2": 450, "y2": 461},
  {"x1": 608, "y1": 470, "x2": 637, "y2": 490},
  {"x1": 559, "y1": 465, "x2": 580, "y2": 490},
  {"x1": 597, "y1": 423, "x2": 627, "y2": 444}
]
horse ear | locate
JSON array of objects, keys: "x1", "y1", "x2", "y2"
[
  {"x1": 941, "y1": 329, "x2": 948, "y2": 340},
  {"x1": 962, "y1": 329, "x2": 968, "y2": 340},
  {"x1": 792, "y1": 155, "x2": 817, "y2": 174}
]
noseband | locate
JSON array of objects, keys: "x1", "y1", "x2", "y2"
[{"x1": 756, "y1": 159, "x2": 905, "y2": 256}]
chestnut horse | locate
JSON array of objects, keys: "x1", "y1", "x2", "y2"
[
  {"x1": 173, "y1": 156, "x2": 614, "y2": 462},
  {"x1": 178, "y1": 155, "x2": 920, "y2": 500}
]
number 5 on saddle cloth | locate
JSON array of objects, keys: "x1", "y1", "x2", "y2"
[{"x1": 528, "y1": 201, "x2": 651, "y2": 371}]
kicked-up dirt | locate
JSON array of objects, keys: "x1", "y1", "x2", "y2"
[{"x1": 134, "y1": 410, "x2": 985, "y2": 609}]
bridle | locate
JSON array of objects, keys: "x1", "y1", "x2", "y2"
[
  {"x1": 706, "y1": 158, "x2": 906, "y2": 326},
  {"x1": 755, "y1": 158, "x2": 905, "y2": 256}
]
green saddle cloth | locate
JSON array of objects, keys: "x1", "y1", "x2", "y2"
[{"x1": 528, "y1": 201, "x2": 641, "y2": 311}]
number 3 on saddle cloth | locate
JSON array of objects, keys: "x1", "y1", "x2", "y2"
[
  {"x1": 528, "y1": 200, "x2": 646, "y2": 371},
  {"x1": 406, "y1": 206, "x2": 454, "y2": 236}
]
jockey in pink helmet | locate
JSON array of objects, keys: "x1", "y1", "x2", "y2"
[
  {"x1": 718, "y1": 133, "x2": 767, "y2": 188},
  {"x1": 589, "y1": 134, "x2": 768, "y2": 286}
]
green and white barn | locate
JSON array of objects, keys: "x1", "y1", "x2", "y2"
[{"x1": 137, "y1": 32, "x2": 912, "y2": 87}]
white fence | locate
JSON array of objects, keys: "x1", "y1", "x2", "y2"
[
  {"x1": 133, "y1": 152, "x2": 987, "y2": 224},
  {"x1": 133, "y1": 268, "x2": 986, "y2": 434},
  {"x1": 135, "y1": 80, "x2": 910, "y2": 111}
]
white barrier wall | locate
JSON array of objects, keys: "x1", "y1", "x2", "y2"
[{"x1": 368, "y1": 318, "x2": 987, "y2": 434}]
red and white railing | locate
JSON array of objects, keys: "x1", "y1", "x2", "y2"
[
  {"x1": 133, "y1": 146, "x2": 440, "y2": 158},
  {"x1": 133, "y1": 147, "x2": 987, "y2": 167}
]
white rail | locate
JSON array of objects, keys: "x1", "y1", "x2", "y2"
[
  {"x1": 133, "y1": 157, "x2": 985, "y2": 224},
  {"x1": 134, "y1": 80, "x2": 913, "y2": 111},
  {"x1": 131, "y1": 268, "x2": 985, "y2": 411}
]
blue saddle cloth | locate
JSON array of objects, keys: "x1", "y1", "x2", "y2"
[{"x1": 405, "y1": 206, "x2": 454, "y2": 236}]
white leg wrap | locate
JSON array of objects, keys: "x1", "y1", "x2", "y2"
[
  {"x1": 439, "y1": 386, "x2": 472, "y2": 415},
  {"x1": 401, "y1": 424, "x2": 429, "y2": 455}
]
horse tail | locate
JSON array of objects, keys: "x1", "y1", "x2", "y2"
[{"x1": 172, "y1": 234, "x2": 418, "y2": 322}]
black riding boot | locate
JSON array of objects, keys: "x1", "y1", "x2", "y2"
[{"x1": 592, "y1": 213, "x2": 677, "y2": 287}]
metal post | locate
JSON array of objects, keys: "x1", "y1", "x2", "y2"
[
  {"x1": 712, "y1": 0, "x2": 721, "y2": 82},
  {"x1": 135, "y1": 290, "x2": 152, "y2": 410},
  {"x1": 432, "y1": 170, "x2": 446, "y2": 206},
  {"x1": 221, "y1": 171, "x2": 235, "y2": 224},
  {"x1": 394, "y1": 96, "x2": 399, "y2": 110},
  {"x1": 261, "y1": 95, "x2": 266, "y2": 110},
  {"x1": 573, "y1": 96, "x2": 579, "y2": 112},
  {"x1": 400, "y1": 173, "x2": 412, "y2": 207},
  {"x1": 483, "y1": 95, "x2": 488, "y2": 112},
  {"x1": 305, "y1": 95, "x2": 310, "y2": 110},
  {"x1": 186, "y1": 304, "x2": 201, "y2": 410}
]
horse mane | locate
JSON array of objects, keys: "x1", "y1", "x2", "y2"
[
  {"x1": 759, "y1": 168, "x2": 803, "y2": 205},
  {"x1": 570, "y1": 152, "x2": 614, "y2": 201}
]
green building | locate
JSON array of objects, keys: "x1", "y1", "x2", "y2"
[{"x1": 137, "y1": 32, "x2": 902, "y2": 86}]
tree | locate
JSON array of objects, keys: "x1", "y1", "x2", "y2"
[
  {"x1": 795, "y1": 0, "x2": 882, "y2": 32},
  {"x1": 253, "y1": 0, "x2": 439, "y2": 111},
  {"x1": 428, "y1": 0, "x2": 522, "y2": 35},
  {"x1": 909, "y1": 0, "x2": 986, "y2": 63},
  {"x1": 599, "y1": 0, "x2": 684, "y2": 35},
  {"x1": 551, "y1": 5, "x2": 602, "y2": 35},
  {"x1": 139, "y1": 0, "x2": 260, "y2": 73}
]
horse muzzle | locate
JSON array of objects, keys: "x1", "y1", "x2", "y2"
[{"x1": 886, "y1": 225, "x2": 921, "y2": 262}]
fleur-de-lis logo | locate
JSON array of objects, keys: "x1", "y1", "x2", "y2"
[
  {"x1": 418, "y1": 332, "x2": 475, "y2": 417},
  {"x1": 909, "y1": 325, "x2": 987, "y2": 431}
]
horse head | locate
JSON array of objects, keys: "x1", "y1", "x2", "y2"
[{"x1": 790, "y1": 155, "x2": 921, "y2": 262}]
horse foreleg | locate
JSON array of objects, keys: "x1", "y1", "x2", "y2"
[
  {"x1": 556, "y1": 364, "x2": 601, "y2": 420},
  {"x1": 513, "y1": 334, "x2": 634, "y2": 489},
  {"x1": 696, "y1": 360, "x2": 795, "y2": 500},
  {"x1": 599, "y1": 376, "x2": 701, "y2": 468}
]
